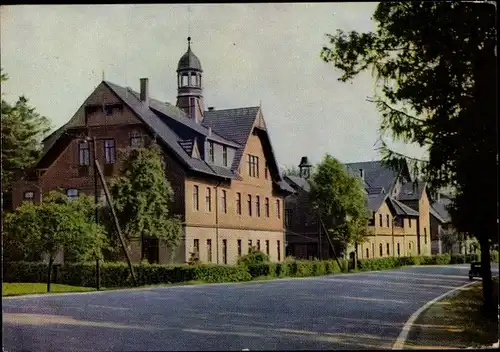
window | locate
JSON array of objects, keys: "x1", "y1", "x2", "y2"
[
  {"x1": 372, "y1": 243, "x2": 375, "y2": 257},
  {"x1": 379, "y1": 243, "x2": 383, "y2": 257},
  {"x1": 190, "y1": 74, "x2": 197, "y2": 86},
  {"x1": 386, "y1": 243, "x2": 390, "y2": 255},
  {"x1": 23, "y1": 191, "x2": 34, "y2": 200},
  {"x1": 265, "y1": 197, "x2": 270, "y2": 217},
  {"x1": 194, "y1": 239, "x2": 199, "y2": 254},
  {"x1": 190, "y1": 97, "x2": 196, "y2": 120},
  {"x1": 277, "y1": 240, "x2": 281, "y2": 261},
  {"x1": 205, "y1": 187, "x2": 212, "y2": 212},
  {"x1": 386, "y1": 214, "x2": 390, "y2": 227},
  {"x1": 248, "y1": 195, "x2": 252, "y2": 216},
  {"x1": 424, "y1": 228, "x2": 427, "y2": 244},
  {"x1": 79, "y1": 141, "x2": 90, "y2": 165},
  {"x1": 66, "y1": 189, "x2": 79, "y2": 199},
  {"x1": 276, "y1": 200, "x2": 281, "y2": 219},
  {"x1": 222, "y1": 239, "x2": 227, "y2": 264},
  {"x1": 256, "y1": 196, "x2": 260, "y2": 217},
  {"x1": 247, "y1": 155, "x2": 259, "y2": 177},
  {"x1": 285, "y1": 209, "x2": 292, "y2": 226},
  {"x1": 208, "y1": 141, "x2": 214, "y2": 163},
  {"x1": 222, "y1": 146, "x2": 228, "y2": 167},
  {"x1": 265, "y1": 163, "x2": 269, "y2": 180},
  {"x1": 104, "y1": 139, "x2": 116, "y2": 164},
  {"x1": 236, "y1": 192, "x2": 242, "y2": 215},
  {"x1": 266, "y1": 240, "x2": 270, "y2": 255},
  {"x1": 366, "y1": 248, "x2": 369, "y2": 258},
  {"x1": 397, "y1": 243, "x2": 401, "y2": 256},
  {"x1": 257, "y1": 240, "x2": 261, "y2": 250},
  {"x1": 408, "y1": 219, "x2": 412, "y2": 228},
  {"x1": 207, "y1": 239, "x2": 212, "y2": 263},
  {"x1": 368, "y1": 212, "x2": 375, "y2": 226},
  {"x1": 409, "y1": 242, "x2": 412, "y2": 250},
  {"x1": 193, "y1": 185, "x2": 199, "y2": 210},
  {"x1": 379, "y1": 214, "x2": 383, "y2": 227},
  {"x1": 221, "y1": 190, "x2": 227, "y2": 213},
  {"x1": 237, "y1": 239, "x2": 242, "y2": 257},
  {"x1": 130, "y1": 131, "x2": 142, "y2": 147},
  {"x1": 182, "y1": 75, "x2": 189, "y2": 87},
  {"x1": 248, "y1": 239, "x2": 252, "y2": 252}
]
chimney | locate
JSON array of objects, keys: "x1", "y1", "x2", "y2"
[
  {"x1": 359, "y1": 169, "x2": 365, "y2": 181},
  {"x1": 140, "y1": 78, "x2": 149, "y2": 105},
  {"x1": 208, "y1": 107, "x2": 215, "y2": 111},
  {"x1": 437, "y1": 192, "x2": 441, "y2": 203},
  {"x1": 208, "y1": 127, "x2": 212, "y2": 136}
]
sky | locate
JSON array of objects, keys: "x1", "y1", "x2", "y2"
[{"x1": 1, "y1": 3, "x2": 426, "y2": 169}]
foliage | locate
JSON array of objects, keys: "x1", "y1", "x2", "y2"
[
  {"x1": 321, "y1": 1, "x2": 496, "y2": 311},
  {"x1": 1, "y1": 68, "x2": 51, "y2": 190},
  {"x1": 109, "y1": 145, "x2": 183, "y2": 255},
  {"x1": 3, "y1": 261, "x2": 251, "y2": 288},
  {"x1": 187, "y1": 251, "x2": 201, "y2": 266},
  {"x1": 237, "y1": 246, "x2": 269, "y2": 266},
  {"x1": 309, "y1": 154, "x2": 371, "y2": 255},
  {"x1": 3, "y1": 191, "x2": 107, "y2": 263},
  {"x1": 283, "y1": 165, "x2": 302, "y2": 177}
]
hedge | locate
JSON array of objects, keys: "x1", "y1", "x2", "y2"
[
  {"x1": 2, "y1": 252, "x2": 491, "y2": 288},
  {"x1": 246, "y1": 259, "x2": 346, "y2": 279},
  {"x1": 3, "y1": 261, "x2": 251, "y2": 288}
]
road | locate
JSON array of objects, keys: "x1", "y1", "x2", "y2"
[{"x1": 3, "y1": 264, "x2": 498, "y2": 351}]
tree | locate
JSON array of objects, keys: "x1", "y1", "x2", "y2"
[
  {"x1": 109, "y1": 144, "x2": 183, "y2": 263},
  {"x1": 283, "y1": 165, "x2": 301, "y2": 177},
  {"x1": 3, "y1": 191, "x2": 107, "y2": 292},
  {"x1": 309, "y1": 154, "x2": 370, "y2": 266},
  {"x1": 321, "y1": 1, "x2": 496, "y2": 313},
  {"x1": 1, "y1": 68, "x2": 51, "y2": 191}
]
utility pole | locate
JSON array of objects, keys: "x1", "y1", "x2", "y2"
[{"x1": 90, "y1": 136, "x2": 100, "y2": 291}]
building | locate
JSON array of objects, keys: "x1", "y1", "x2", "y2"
[
  {"x1": 429, "y1": 191, "x2": 473, "y2": 255},
  {"x1": 284, "y1": 158, "x2": 432, "y2": 260},
  {"x1": 12, "y1": 37, "x2": 294, "y2": 265}
]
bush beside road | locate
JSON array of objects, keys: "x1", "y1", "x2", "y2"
[{"x1": 3, "y1": 252, "x2": 496, "y2": 291}]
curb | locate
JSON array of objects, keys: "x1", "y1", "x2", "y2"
[{"x1": 392, "y1": 280, "x2": 479, "y2": 350}]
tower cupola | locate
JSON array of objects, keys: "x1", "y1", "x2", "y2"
[{"x1": 176, "y1": 37, "x2": 204, "y2": 123}]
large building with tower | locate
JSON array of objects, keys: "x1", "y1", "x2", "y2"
[{"x1": 12, "y1": 37, "x2": 294, "y2": 265}]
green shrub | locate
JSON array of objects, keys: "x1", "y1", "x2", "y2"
[
  {"x1": 276, "y1": 263, "x2": 291, "y2": 277},
  {"x1": 3, "y1": 261, "x2": 50, "y2": 283},
  {"x1": 397, "y1": 256, "x2": 421, "y2": 266},
  {"x1": 247, "y1": 263, "x2": 277, "y2": 278},
  {"x1": 237, "y1": 247, "x2": 269, "y2": 266}
]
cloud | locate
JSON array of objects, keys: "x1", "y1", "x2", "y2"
[{"x1": 0, "y1": 3, "x2": 425, "y2": 167}]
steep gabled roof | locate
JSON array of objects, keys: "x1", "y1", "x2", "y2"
[
  {"x1": 387, "y1": 197, "x2": 419, "y2": 216},
  {"x1": 397, "y1": 181, "x2": 426, "y2": 201},
  {"x1": 431, "y1": 201, "x2": 451, "y2": 223},
  {"x1": 202, "y1": 107, "x2": 260, "y2": 170},
  {"x1": 344, "y1": 160, "x2": 401, "y2": 193},
  {"x1": 284, "y1": 175, "x2": 311, "y2": 193},
  {"x1": 367, "y1": 192, "x2": 387, "y2": 212},
  {"x1": 36, "y1": 81, "x2": 293, "y2": 194}
]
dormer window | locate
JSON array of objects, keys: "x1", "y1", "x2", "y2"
[
  {"x1": 66, "y1": 189, "x2": 79, "y2": 200},
  {"x1": 222, "y1": 146, "x2": 228, "y2": 166},
  {"x1": 181, "y1": 75, "x2": 189, "y2": 87},
  {"x1": 24, "y1": 191, "x2": 35, "y2": 201},
  {"x1": 130, "y1": 131, "x2": 143, "y2": 148},
  {"x1": 208, "y1": 141, "x2": 214, "y2": 163}
]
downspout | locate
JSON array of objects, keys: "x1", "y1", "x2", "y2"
[{"x1": 215, "y1": 180, "x2": 223, "y2": 264}]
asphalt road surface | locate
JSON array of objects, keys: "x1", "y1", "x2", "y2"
[{"x1": 3, "y1": 264, "x2": 498, "y2": 351}]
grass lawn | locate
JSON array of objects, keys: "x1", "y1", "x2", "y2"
[
  {"x1": 404, "y1": 276, "x2": 499, "y2": 349},
  {"x1": 2, "y1": 283, "x2": 96, "y2": 297}
]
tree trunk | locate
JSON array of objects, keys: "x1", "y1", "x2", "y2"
[
  {"x1": 47, "y1": 256, "x2": 54, "y2": 293},
  {"x1": 354, "y1": 242, "x2": 358, "y2": 270},
  {"x1": 479, "y1": 236, "x2": 494, "y2": 316}
]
